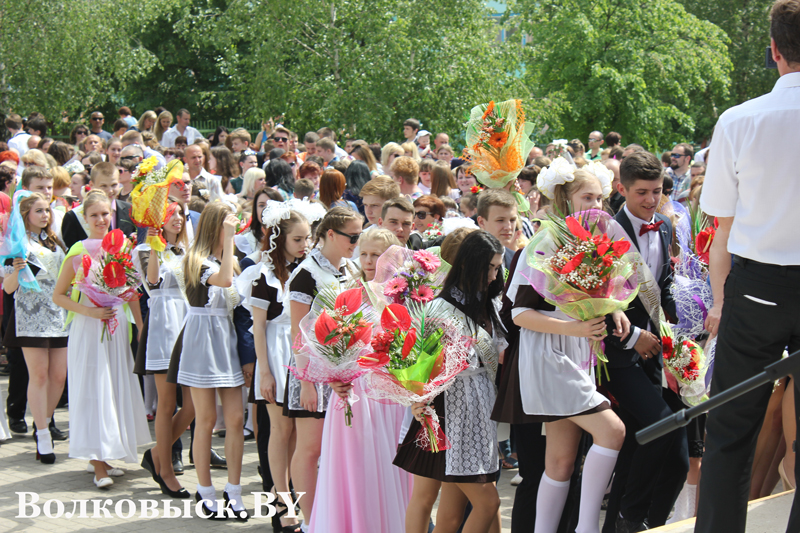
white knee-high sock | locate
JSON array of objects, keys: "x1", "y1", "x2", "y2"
[
  {"x1": 575, "y1": 444, "x2": 619, "y2": 533},
  {"x1": 534, "y1": 473, "x2": 570, "y2": 533}
]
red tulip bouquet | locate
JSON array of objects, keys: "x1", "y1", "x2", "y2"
[
  {"x1": 76, "y1": 229, "x2": 142, "y2": 341},
  {"x1": 290, "y1": 287, "x2": 376, "y2": 427},
  {"x1": 358, "y1": 302, "x2": 472, "y2": 452}
]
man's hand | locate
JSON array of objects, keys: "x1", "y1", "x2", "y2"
[{"x1": 634, "y1": 330, "x2": 661, "y2": 360}]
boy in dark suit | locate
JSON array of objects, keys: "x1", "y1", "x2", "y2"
[
  {"x1": 61, "y1": 162, "x2": 136, "y2": 250},
  {"x1": 601, "y1": 151, "x2": 689, "y2": 532}
]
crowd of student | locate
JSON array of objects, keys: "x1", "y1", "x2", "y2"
[{"x1": 1, "y1": 5, "x2": 799, "y2": 527}]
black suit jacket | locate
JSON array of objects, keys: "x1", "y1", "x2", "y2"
[
  {"x1": 604, "y1": 210, "x2": 676, "y2": 369},
  {"x1": 61, "y1": 199, "x2": 136, "y2": 251}
]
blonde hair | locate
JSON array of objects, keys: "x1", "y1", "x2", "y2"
[
  {"x1": 183, "y1": 202, "x2": 240, "y2": 288},
  {"x1": 154, "y1": 111, "x2": 173, "y2": 142},
  {"x1": 21, "y1": 149, "x2": 47, "y2": 168},
  {"x1": 51, "y1": 166, "x2": 71, "y2": 190},
  {"x1": 82, "y1": 189, "x2": 112, "y2": 214},
  {"x1": 239, "y1": 167, "x2": 266, "y2": 198},
  {"x1": 400, "y1": 142, "x2": 421, "y2": 162},
  {"x1": 313, "y1": 206, "x2": 362, "y2": 247},
  {"x1": 19, "y1": 192, "x2": 64, "y2": 252},
  {"x1": 551, "y1": 169, "x2": 602, "y2": 216},
  {"x1": 137, "y1": 110, "x2": 157, "y2": 132},
  {"x1": 380, "y1": 142, "x2": 404, "y2": 169},
  {"x1": 358, "y1": 228, "x2": 401, "y2": 280}
]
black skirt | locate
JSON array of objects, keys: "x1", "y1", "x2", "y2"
[
  {"x1": 2, "y1": 305, "x2": 68, "y2": 349},
  {"x1": 393, "y1": 392, "x2": 497, "y2": 484},
  {"x1": 281, "y1": 370, "x2": 325, "y2": 419}
]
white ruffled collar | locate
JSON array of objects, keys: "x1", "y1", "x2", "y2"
[{"x1": 310, "y1": 248, "x2": 345, "y2": 276}]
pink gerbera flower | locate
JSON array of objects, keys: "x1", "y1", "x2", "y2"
[
  {"x1": 384, "y1": 276, "x2": 408, "y2": 297},
  {"x1": 413, "y1": 249, "x2": 440, "y2": 273},
  {"x1": 409, "y1": 285, "x2": 435, "y2": 303}
]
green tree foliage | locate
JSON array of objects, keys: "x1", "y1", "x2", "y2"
[
  {"x1": 678, "y1": 0, "x2": 779, "y2": 110},
  {"x1": 191, "y1": 0, "x2": 550, "y2": 143},
  {"x1": 509, "y1": 0, "x2": 733, "y2": 148},
  {"x1": 0, "y1": 0, "x2": 158, "y2": 132}
]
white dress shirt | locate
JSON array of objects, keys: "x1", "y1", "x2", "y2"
[
  {"x1": 700, "y1": 72, "x2": 800, "y2": 265},
  {"x1": 622, "y1": 205, "x2": 664, "y2": 349},
  {"x1": 160, "y1": 125, "x2": 204, "y2": 148},
  {"x1": 7, "y1": 131, "x2": 30, "y2": 176}
]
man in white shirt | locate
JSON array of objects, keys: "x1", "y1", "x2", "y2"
[
  {"x1": 184, "y1": 144, "x2": 223, "y2": 201},
  {"x1": 160, "y1": 109, "x2": 203, "y2": 148},
  {"x1": 5, "y1": 114, "x2": 30, "y2": 176},
  {"x1": 696, "y1": 3, "x2": 800, "y2": 531}
]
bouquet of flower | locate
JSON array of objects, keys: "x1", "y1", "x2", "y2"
[
  {"x1": 371, "y1": 246, "x2": 450, "y2": 306},
  {"x1": 289, "y1": 287, "x2": 376, "y2": 427},
  {"x1": 76, "y1": 229, "x2": 142, "y2": 341},
  {"x1": 525, "y1": 209, "x2": 640, "y2": 380},
  {"x1": 421, "y1": 221, "x2": 444, "y2": 241},
  {"x1": 666, "y1": 201, "x2": 715, "y2": 338},
  {"x1": 660, "y1": 323, "x2": 713, "y2": 406},
  {"x1": 358, "y1": 302, "x2": 471, "y2": 452},
  {"x1": 0, "y1": 191, "x2": 40, "y2": 292},
  {"x1": 130, "y1": 158, "x2": 183, "y2": 252}
]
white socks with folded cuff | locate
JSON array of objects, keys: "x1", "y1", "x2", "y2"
[
  {"x1": 535, "y1": 473, "x2": 571, "y2": 533},
  {"x1": 576, "y1": 444, "x2": 620, "y2": 533},
  {"x1": 225, "y1": 482, "x2": 245, "y2": 512},
  {"x1": 36, "y1": 429, "x2": 53, "y2": 455},
  {"x1": 197, "y1": 484, "x2": 218, "y2": 512}
]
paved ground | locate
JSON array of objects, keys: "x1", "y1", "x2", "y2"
[{"x1": 0, "y1": 373, "x2": 518, "y2": 531}]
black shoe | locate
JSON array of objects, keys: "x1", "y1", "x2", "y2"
[
  {"x1": 616, "y1": 515, "x2": 649, "y2": 533},
  {"x1": 223, "y1": 491, "x2": 249, "y2": 522},
  {"x1": 33, "y1": 431, "x2": 56, "y2": 464},
  {"x1": 188, "y1": 447, "x2": 228, "y2": 468},
  {"x1": 141, "y1": 448, "x2": 158, "y2": 483},
  {"x1": 49, "y1": 423, "x2": 67, "y2": 441},
  {"x1": 195, "y1": 492, "x2": 227, "y2": 520},
  {"x1": 243, "y1": 428, "x2": 254, "y2": 441},
  {"x1": 10, "y1": 418, "x2": 27, "y2": 434},
  {"x1": 156, "y1": 474, "x2": 190, "y2": 499},
  {"x1": 210, "y1": 448, "x2": 227, "y2": 468},
  {"x1": 172, "y1": 451, "x2": 184, "y2": 475}
]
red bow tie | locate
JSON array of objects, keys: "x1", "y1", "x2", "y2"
[{"x1": 639, "y1": 220, "x2": 663, "y2": 236}]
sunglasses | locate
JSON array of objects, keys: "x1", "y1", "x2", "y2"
[
  {"x1": 91, "y1": 117, "x2": 104, "y2": 121},
  {"x1": 670, "y1": 153, "x2": 686, "y2": 158},
  {"x1": 120, "y1": 155, "x2": 138, "y2": 162},
  {"x1": 415, "y1": 211, "x2": 432, "y2": 219},
  {"x1": 274, "y1": 137, "x2": 288, "y2": 142},
  {"x1": 332, "y1": 228, "x2": 360, "y2": 244},
  {"x1": 76, "y1": 131, "x2": 88, "y2": 135}
]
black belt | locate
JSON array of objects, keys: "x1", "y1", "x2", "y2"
[{"x1": 734, "y1": 256, "x2": 800, "y2": 273}]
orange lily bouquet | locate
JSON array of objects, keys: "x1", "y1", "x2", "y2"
[
  {"x1": 76, "y1": 229, "x2": 142, "y2": 341},
  {"x1": 358, "y1": 302, "x2": 471, "y2": 452},
  {"x1": 290, "y1": 287, "x2": 376, "y2": 427}
]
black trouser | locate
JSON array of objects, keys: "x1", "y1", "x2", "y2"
[
  {"x1": 256, "y1": 402, "x2": 273, "y2": 491},
  {"x1": 510, "y1": 422, "x2": 583, "y2": 533},
  {"x1": 603, "y1": 360, "x2": 689, "y2": 526},
  {"x1": 696, "y1": 260, "x2": 800, "y2": 533},
  {"x1": 3, "y1": 292, "x2": 27, "y2": 422}
]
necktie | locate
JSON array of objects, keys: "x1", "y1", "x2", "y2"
[{"x1": 639, "y1": 220, "x2": 663, "y2": 236}]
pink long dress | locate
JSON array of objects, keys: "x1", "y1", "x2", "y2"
[{"x1": 308, "y1": 376, "x2": 412, "y2": 533}]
